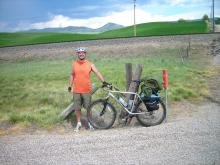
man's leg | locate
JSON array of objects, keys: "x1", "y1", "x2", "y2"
[
  {"x1": 82, "y1": 93, "x2": 94, "y2": 130},
  {"x1": 75, "y1": 109, "x2": 81, "y2": 123},
  {"x1": 82, "y1": 93, "x2": 91, "y2": 111},
  {"x1": 73, "y1": 93, "x2": 82, "y2": 131},
  {"x1": 74, "y1": 109, "x2": 82, "y2": 132}
]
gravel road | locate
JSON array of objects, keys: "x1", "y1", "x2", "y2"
[
  {"x1": 0, "y1": 33, "x2": 219, "y2": 60},
  {"x1": 0, "y1": 102, "x2": 220, "y2": 165}
]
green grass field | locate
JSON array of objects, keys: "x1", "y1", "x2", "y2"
[
  {"x1": 0, "y1": 47, "x2": 210, "y2": 129},
  {"x1": 99, "y1": 20, "x2": 208, "y2": 38},
  {"x1": 0, "y1": 33, "x2": 95, "y2": 47},
  {"x1": 0, "y1": 20, "x2": 209, "y2": 47}
]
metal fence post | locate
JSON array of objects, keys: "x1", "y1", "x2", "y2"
[{"x1": 162, "y1": 69, "x2": 168, "y2": 121}]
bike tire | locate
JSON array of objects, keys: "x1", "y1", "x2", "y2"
[
  {"x1": 87, "y1": 99, "x2": 116, "y2": 129},
  {"x1": 136, "y1": 99, "x2": 166, "y2": 127}
]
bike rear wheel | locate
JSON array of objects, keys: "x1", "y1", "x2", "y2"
[
  {"x1": 136, "y1": 99, "x2": 166, "y2": 127},
  {"x1": 87, "y1": 99, "x2": 116, "y2": 129}
]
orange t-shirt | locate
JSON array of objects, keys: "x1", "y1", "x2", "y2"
[{"x1": 72, "y1": 60, "x2": 92, "y2": 93}]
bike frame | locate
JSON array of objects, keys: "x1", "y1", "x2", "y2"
[{"x1": 104, "y1": 88, "x2": 147, "y2": 115}]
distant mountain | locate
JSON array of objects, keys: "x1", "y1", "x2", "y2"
[
  {"x1": 26, "y1": 26, "x2": 93, "y2": 33},
  {"x1": 24, "y1": 23, "x2": 124, "y2": 33},
  {"x1": 95, "y1": 23, "x2": 124, "y2": 32}
]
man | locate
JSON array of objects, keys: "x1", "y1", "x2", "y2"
[{"x1": 68, "y1": 47, "x2": 106, "y2": 132}]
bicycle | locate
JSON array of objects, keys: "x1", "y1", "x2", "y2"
[{"x1": 87, "y1": 80, "x2": 166, "y2": 129}]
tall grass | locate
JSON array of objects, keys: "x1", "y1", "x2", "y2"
[
  {"x1": 0, "y1": 48, "x2": 209, "y2": 128},
  {"x1": 0, "y1": 59, "x2": 71, "y2": 128}
]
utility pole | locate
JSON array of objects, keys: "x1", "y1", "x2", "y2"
[
  {"x1": 212, "y1": 0, "x2": 215, "y2": 32},
  {"x1": 133, "y1": 0, "x2": 136, "y2": 37}
]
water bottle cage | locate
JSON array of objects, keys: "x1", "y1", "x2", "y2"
[{"x1": 118, "y1": 97, "x2": 127, "y2": 107}]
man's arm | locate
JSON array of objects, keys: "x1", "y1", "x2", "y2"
[
  {"x1": 68, "y1": 64, "x2": 74, "y2": 92},
  {"x1": 69, "y1": 74, "x2": 73, "y2": 87},
  {"x1": 91, "y1": 64, "x2": 104, "y2": 82}
]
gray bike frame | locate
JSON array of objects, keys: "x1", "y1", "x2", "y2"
[{"x1": 104, "y1": 89, "x2": 147, "y2": 115}]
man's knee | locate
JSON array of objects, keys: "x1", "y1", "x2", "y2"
[{"x1": 82, "y1": 93, "x2": 91, "y2": 110}]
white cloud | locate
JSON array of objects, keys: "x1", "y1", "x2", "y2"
[
  {"x1": 14, "y1": 21, "x2": 33, "y2": 31},
  {"x1": 12, "y1": 3, "x2": 210, "y2": 31},
  {"x1": 30, "y1": 12, "x2": 133, "y2": 29},
  {"x1": 28, "y1": 7, "x2": 206, "y2": 30},
  {"x1": 31, "y1": 15, "x2": 80, "y2": 29},
  {"x1": 134, "y1": 8, "x2": 205, "y2": 24}
]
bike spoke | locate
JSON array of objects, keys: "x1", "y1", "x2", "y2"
[
  {"x1": 88, "y1": 100, "x2": 116, "y2": 129},
  {"x1": 136, "y1": 101, "x2": 166, "y2": 127}
]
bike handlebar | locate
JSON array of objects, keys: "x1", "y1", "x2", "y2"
[{"x1": 102, "y1": 83, "x2": 121, "y2": 91}]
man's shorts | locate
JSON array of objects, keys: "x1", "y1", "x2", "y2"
[{"x1": 73, "y1": 93, "x2": 91, "y2": 110}]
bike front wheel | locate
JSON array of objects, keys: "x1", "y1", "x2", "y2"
[
  {"x1": 135, "y1": 99, "x2": 166, "y2": 127},
  {"x1": 87, "y1": 99, "x2": 116, "y2": 129}
]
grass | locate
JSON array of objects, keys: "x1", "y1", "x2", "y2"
[
  {"x1": 98, "y1": 20, "x2": 209, "y2": 38},
  {"x1": 215, "y1": 18, "x2": 220, "y2": 24},
  {"x1": 0, "y1": 32, "x2": 96, "y2": 47},
  {"x1": 0, "y1": 20, "x2": 209, "y2": 47},
  {"x1": 0, "y1": 47, "x2": 210, "y2": 129}
]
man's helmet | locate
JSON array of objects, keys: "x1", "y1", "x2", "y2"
[{"x1": 75, "y1": 47, "x2": 86, "y2": 53}]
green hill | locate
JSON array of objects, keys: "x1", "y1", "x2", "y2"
[
  {"x1": 0, "y1": 32, "x2": 96, "y2": 47},
  {"x1": 98, "y1": 20, "x2": 209, "y2": 38},
  {"x1": 0, "y1": 20, "x2": 209, "y2": 47}
]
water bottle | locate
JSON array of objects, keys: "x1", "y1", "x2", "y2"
[{"x1": 119, "y1": 97, "x2": 127, "y2": 107}]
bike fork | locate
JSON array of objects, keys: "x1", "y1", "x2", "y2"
[{"x1": 100, "y1": 98, "x2": 109, "y2": 116}]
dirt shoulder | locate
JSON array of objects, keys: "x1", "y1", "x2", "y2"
[{"x1": 0, "y1": 102, "x2": 219, "y2": 165}]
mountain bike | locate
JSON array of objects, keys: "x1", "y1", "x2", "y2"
[{"x1": 87, "y1": 81, "x2": 166, "y2": 129}]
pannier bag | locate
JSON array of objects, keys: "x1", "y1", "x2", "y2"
[
  {"x1": 145, "y1": 100, "x2": 159, "y2": 111},
  {"x1": 139, "y1": 77, "x2": 162, "y2": 111}
]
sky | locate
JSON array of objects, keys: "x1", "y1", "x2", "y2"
[{"x1": 0, "y1": 0, "x2": 219, "y2": 32}]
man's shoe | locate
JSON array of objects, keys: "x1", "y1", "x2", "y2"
[
  {"x1": 88, "y1": 122, "x2": 94, "y2": 131},
  {"x1": 74, "y1": 122, "x2": 82, "y2": 132}
]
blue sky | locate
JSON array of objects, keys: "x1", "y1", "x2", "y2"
[{"x1": 0, "y1": 0, "x2": 219, "y2": 32}]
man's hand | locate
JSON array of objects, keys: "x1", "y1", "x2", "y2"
[
  {"x1": 102, "y1": 81, "x2": 108, "y2": 87},
  {"x1": 102, "y1": 81, "x2": 110, "y2": 87},
  {"x1": 68, "y1": 86, "x2": 72, "y2": 92}
]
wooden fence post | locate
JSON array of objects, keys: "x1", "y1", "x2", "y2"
[
  {"x1": 125, "y1": 63, "x2": 132, "y2": 91},
  {"x1": 119, "y1": 64, "x2": 143, "y2": 123}
]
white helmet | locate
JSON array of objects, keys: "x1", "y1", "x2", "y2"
[{"x1": 75, "y1": 47, "x2": 86, "y2": 53}]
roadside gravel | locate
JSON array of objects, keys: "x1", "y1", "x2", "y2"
[
  {"x1": 0, "y1": 102, "x2": 219, "y2": 165},
  {"x1": 0, "y1": 33, "x2": 219, "y2": 60}
]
